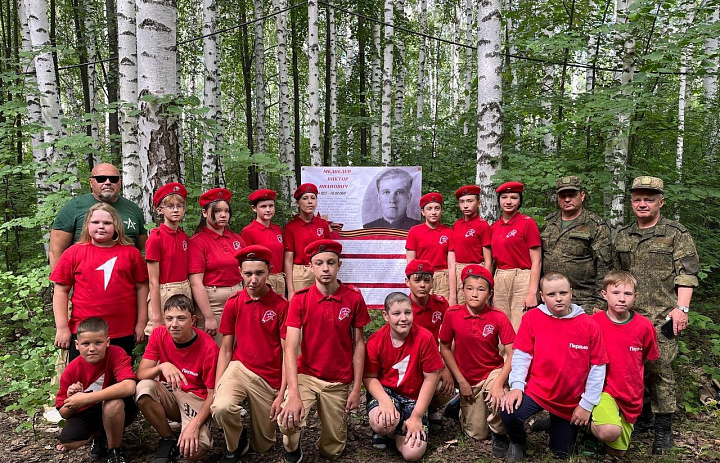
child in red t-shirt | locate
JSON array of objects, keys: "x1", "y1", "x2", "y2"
[
  {"x1": 589, "y1": 271, "x2": 659, "y2": 456},
  {"x1": 145, "y1": 182, "x2": 191, "y2": 334},
  {"x1": 500, "y1": 272, "x2": 608, "y2": 460},
  {"x1": 51, "y1": 203, "x2": 149, "y2": 362},
  {"x1": 439, "y1": 265, "x2": 514, "y2": 456},
  {"x1": 135, "y1": 294, "x2": 219, "y2": 462},
  {"x1": 55, "y1": 317, "x2": 137, "y2": 463},
  {"x1": 364, "y1": 292, "x2": 444, "y2": 461}
]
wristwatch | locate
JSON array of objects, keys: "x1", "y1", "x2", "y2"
[{"x1": 676, "y1": 305, "x2": 690, "y2": 313}]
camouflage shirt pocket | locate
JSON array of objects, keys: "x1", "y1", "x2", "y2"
[
  {"x1": 614, "y1": 243, "x2": 633, "y2": 270},
  {"x1": 566, "y1": 232, "x2": 591, "y2": 257},
  {"x1": 647, "y1": 244, "x2": 674, "y2": 278}
]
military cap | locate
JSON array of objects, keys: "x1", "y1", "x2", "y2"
[
  {"x1": 455, "y1": 185, "x2": 481, "y2": 199},
  {"x1": 153, "y1": 182, "x2": 187, "y2": 207},
  {"x1": 235, "y1": 245, "x2": 273, "y2": 264},
  {"x1": 249, "y1": 189, "x2": 277, "y2": 203},
  {"x1": 305, "y1": 239, "x2": 342, "y2": 259},
  {"x1": 630, "y1": 176, "x2": 664, "y2": 193},
  {"x1": 496, "y1": 181, "x2": 524, "y2": 194},
  {"x1": 461, "y1": 264, "x2": 494, "y2": 289},
  {"x1": 199, "y1": 188, "x2": 232, "y2": 207},
  {"x1": 420, "y1": 192, "x2": 443, "y2": 208},
  {"x1": 294, "y1": 183, "x2": 318, "y2": 200},
  {"x1": 555, "y1": 176, "x2": 582, "y2": 193},
  {"x1": 405, "y1": 259, "x2": 434, "y2": 277}
]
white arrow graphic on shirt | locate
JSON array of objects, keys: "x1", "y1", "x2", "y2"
[
  {"x1": 392, "y1": 354, "x2": 411, "y2": 387},
  {"x1": 96, "y1": 257, "x2": 117, "y2": 290}
]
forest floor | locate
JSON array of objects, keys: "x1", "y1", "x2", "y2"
[{"x1": 1, "y1": 393, "x2": 719, "y2": 463}]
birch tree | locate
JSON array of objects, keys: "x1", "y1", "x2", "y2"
[
  {"x1": 118, "y1": 0, "x2": 141, "y2": 204},
  {"x1": 705, "y1": 7, "x2": 718, "y2": 101},
  {"x1": 476, "y1": 0, "x2": 502, "y2": 220},
  {"x1": 463, "y1": 0, "x2": 473, "y2": 136},
  {"x1": 307, "y1": 0, "x2": 322, "y2": 166},
  {"x1": 254, "y1": 0, "x2": 268, "y2": 185},
  {"x1": 328, "y1": 8, "x2": 339, "y2": 165},
  {"x1": 137, "y1": 0, "x2": 180, "y2": 218},
  {"x1": 394, "y1": 0, "x2": 406, "y2": 132},
  {"x1": 202, "y1": 0, "x2": 222, "y2": 189},
  {"x1": 415, "y1": 0, "x2": 427, "y2": 152},
  {"x1": 381, "y1": 0, "x2": 394, "y2": 164},
  {"x1": 541, "y1": 27, "x2": 556, "y2": 154},
  {"x1": 273, "y1": 0, "x2": 296, "y2": 198},
  {"x1": 370, "y1": 23, "x2": 381, "y2": 159}
]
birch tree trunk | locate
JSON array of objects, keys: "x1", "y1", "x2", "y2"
[
  {"x1": 202, "y1": 0, "x2": 221, "y2": 189},
  {"x1": 273, "y1": 0, "x2": 296, "y2": 199},
  {"x1": 370, "y1": 23, "x2": 381, "y2": 160},
  {"x1": 381, "y1": 0, "x2": 394, "y2": 165},
  {"x1": 328, "y1": 8, "x2": 338, "y2": 165},
  {"x1": 307, "y1": 0, "x2": 321, "y2": 166},
  {"x1": 415, "y1": 0, "x2": 427, "y2": 152},
  {"x1": 463, "y1": 0, "x2": 473, "y2": 136},
  {"x1": 137, "y1": 0, "x2": 180, "y2": 219},
  {"x1": 705, "y1": 7, "x2": 718, "y2": 101},
  {"x1": 541, "y1": 28, "x2": 556, "y2": 155},
  {"x1": 394, "y1": 0, "x2": 406, "y2": 133},
  {"x1": 118, "y1": 0, "x2": 141, "y2": 204},
  {"x1": 106, "y1": 0, "x2": 121, "y2": 163},
  {"x1": 451, "y1": 9, "x2": 459, "y2": 107},
  {"x1": 476, "y1": 0, "x2": 502, "y2": 221},
  {"x1": 254, "y1": 0, "x2": 268, "y2": 185}
]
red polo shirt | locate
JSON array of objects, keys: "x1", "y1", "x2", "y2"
[
  {"x1": 286, "y1": 283, "x2": 371, "y2": 383},
  {"x1": 411, "y1": 294, "x2": 449, "y2": 345},
  {"x1": 592, "y1": 311, "x2": 658, "y2": 423},
  {"x1": 489, "y1": 213, "x2": 541, "y2": 269},
  {"x1": 453, "y1": 215, "x2": 492, "y2": 264},
  {"x1": 145, "y1": 224, "x2": 190, "y2": 284},
  {"x1": 283, "y1": 215, "x2": 332, "y2": 265},
  {"x1": 50, "y1": 242, "x2": 149, "y2": 338},
  {"x1": 188, "y1": 227, "x2": 244, "y2": 287},
  {"x1": 143, "y1": 327, "x2": 219, "y2": 399},
  {"x1": 439, "y1": 304, "x2": 515, "y2": 385},
  {"x1": 405, "y1": 223, "x2": 454, "y2": 270},
  {"x1": 365, "y1": 324, "x2": 445, "y2": 401},
  {"x1": 240, "y1": 220, "x2": 284, "y2": 274},
  {"x1": 220, "y1": 288, "x2": 288, "y2": 389},
  {"x1": 514, "y1": 308, "x2": 608, "y2": 420}
]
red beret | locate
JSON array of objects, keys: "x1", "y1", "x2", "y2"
[
  {"x1": 249, "y1": 189, "x2": 277, "y2": 203},
  {"x1": 199, "y1": 188, "x2": 232, "y2": 207},
  {"x1": 294, "y1": 183, "x2": 318, "y2": 200},
  {"x1": 405, "y1": 259, "x2": 434, "y2": 277},
  {"x1": 153, "y1": 182, "x2": 187, "y2": 207},
  {"x1": 235, "y1": 245, "x2": 273, "y2": 264},
  {"x1": 455, "y1": 185, "x2": 481, "y2": 199},
  {"x1": 461, "y1": 264, "x2": 494, "y2": 288},
  {"x1": 419, "y1": 192, "x2": 443, "y2": 208},
  {"x1": 495, "y1": 182, "x2": 524, "y2": 194},
  {"x1": 305, "y1": 239, "x2": 342, "y2": 259}
]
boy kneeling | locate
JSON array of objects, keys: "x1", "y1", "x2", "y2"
[
  {"x1": 55, "y1": 317, "x2": 138, "y2": 463},
  {"x1": 136, "y1": 295, "x2": 219, "y2": 462},
  {"x1": 590, "y1": 271, "x2": 658, "y2": 456},
  {"x1": 364, "y1": 292, "x2": 444, "y2": 461}
]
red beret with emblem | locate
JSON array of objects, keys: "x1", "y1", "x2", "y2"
[
  {"x1": 249, "y1": 189, "x2": 277, "y2": 203},
  {"x1": 153, "y1": 182, "x2": 187, "y2": 207},
  {"x1": 199, "y1": 188, "x2": 232, "y2": 207},
  {"x1": 294, "y1": 183, "x2": 319, "y2": 200},
  {"x1": 419, "y1": 192, "x2": 444, "y2": 208},
  {"x1": 455, "y1": 185, "x2": 481, "y2": 199},
  {"x1": 461, "y1": 264, "x2": 494, "y2": 289},
  {"x1": 235, "y1": 244, "x2": 273, "y2": 264},
  {"x1": 495, "y1": 181, "x2": 524, "y2": 194},
  {"x1": 405, "y1": 259, "x2": 434, "y2": 277},
  {"x1": 305, "y1": 239, "x2": 342, "y2": 259}
]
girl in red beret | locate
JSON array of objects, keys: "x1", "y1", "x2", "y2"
[
  {"x1": 188, "y1": 188, "x2": 245, "y2": 344},
  {"x1": 489, "y1": 182, "x2": 541, "y2": 331}
]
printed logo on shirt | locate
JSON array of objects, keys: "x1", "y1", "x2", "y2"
[
  {"x1": 439, "y1": 235, "x2": 448, "y2": 244},
  {"x1": 233, "y1": 241, "x2": 241, "y2": 250},
  {"x1": 339, "y1": 307, "x2": 351, "y2": 321},
  {"x1": 277, "y1": 234, "x2": 283, "y2": 243},
  {"x1": 629, "y1": 346, "x2": 642, "y2": 352},
  {"x1": 569, "y1": 343, "x2": 589, "y2": 350},
  {"x1": 432, "y1": 311, "x2": 443, "y2": 324},
  {"x1": 392, "y1": 354, "x2": 411, "y2": 386},
  {"x1": 506, "y1": 229, "x2": 518, "y2": 239},
  {"x1": 465, "y1": 229, "x2": 476, "y2": 238},
  {"x1": 96, "y1": 257, "x2": 118, "y2": 290},
  {"x1": 482, "y1": 324, "x2": 495, "y2": 337},
  {"x1": 182, "y1": 240, "x2": 188, "y2": 251},
  {"x1": 262, "y1": 310, "x2": 276, "y2": 323},
  {"x1": 123, "y1": 217, "x2": 137, "y2": 230},
  {"x1": 317, "y1": 228, "x2": 325, "y2": 237},
  {"x1": 84, "y1": 374, "x2": 105, "y2": 393},
  {"x1": 182, "y1": 368, "x2": 199, "y2": 377}
]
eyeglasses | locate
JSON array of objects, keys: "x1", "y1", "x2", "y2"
[
  {"x1": 91, "y1": 175, "x2": 120, "y2": 184},
  {"x1": 160, "y1": 205, "x2": 186, "y2": 211}
]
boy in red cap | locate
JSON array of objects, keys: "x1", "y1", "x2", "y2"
[
  {"x1": 439, "y1": 265, "x2": 514, "y2": 456},
  {"x1": 241, "y1": 189, "x2": 286, "y2": 296},
  {"x1": 406, "y1": 193, "x2": 457, "y2": 305},
  {"x1": 213, "y1": 245, "x2": 289, "y2": 462},
  {"x1": 364, "y1": 292, "x2": 444, "y2": 461},
  {"x1": 278, "y1": 239, "x2": 371, "y2": 462},
  {"x1": 145, "y1": 182, "x2": 191, "y2": 334},
  {"x1": 452, "y1": 185, "x2": 492, "y2": 305},
  {"x1": 283, "y1": 183, "x2": 332, "y2": 299}
]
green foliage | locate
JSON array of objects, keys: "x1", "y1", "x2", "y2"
[{"x1": 677, "y1": 304, "x2": 720, "y2": 413}]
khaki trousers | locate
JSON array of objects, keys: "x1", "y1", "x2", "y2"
[
  {"x1": 268, "y1": 273, "x2": 287, "y2": 298},
  {"x1": 292, "y1": 265, "x2": 315, "y2": 293},
  {"x1": 212, "y1": 361, "x2": 279, "y2": 454},
  {"x1": 279, "y1": 374, "x2": 350, "y2": 459},
  {"x1": 431, "y1": 269, "x2": 450, "y2": 302},
  {"x1": 460, "y1": 368, "x2": 507, "y2": 440},
  {"x1": 196, "y1": 283, "x2": 242, "y2": 344},
  {"x1": 493, "y1": 268, "x2": 530, "y2": 331},
  {"x1": 144, "y1": 280, "x2": 192, "y2": 335}
]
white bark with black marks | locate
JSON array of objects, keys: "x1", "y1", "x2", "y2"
[
  {"x1": 308, "y1": 0, "x2": 321, "y2": 166},
  {"x1": 202, "y1": 0, "x2": 222, "y2": 189},
  {"x1": 273, "y1": 0, "x2": 296, "y2": 199},
  {"x1": 381, "y1": 0, "x2": 394, "y2": 165},
  {"x1": 118, "y1": 0, "x2": 141, "y2": 203}
]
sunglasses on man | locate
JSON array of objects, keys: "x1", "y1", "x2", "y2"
[{"x1": 92, "y1": 175, "x2": 120, "y2": 184}]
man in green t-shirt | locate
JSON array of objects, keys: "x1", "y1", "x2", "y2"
[{"x1": 49, "y1": 163, "x2": 147, "y2": 270}]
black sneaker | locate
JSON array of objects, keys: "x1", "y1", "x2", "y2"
[
  {"x1": 529, "y1": 416, "x2": 551, "y2": 433},
  {"x1": 107, "y1": 447, "x2": 128, "y2": 463},
  {"x1": 283, "y1": 445, "x2": 303, "y2": 463},
  {"x1": 506, "y1": 442, "x2": 525, "y2": 462},
  {"x1": 371, "y1": 432, "x2": 392, "y2": 450},
  {"x1": 652, "y1": 413, "x2": 674, "y2": 454},
  {"x1": 491, "y1": 432, "x2": 510, "y2": 458},
  {"x1": 89, "y1": 434, "x2": 108, "y2": 459},
  {"x1": 219, "y1": 429, "x2": 250, "y2": 463},
  {"x1": 152, "y1": 436, "x2": 178, "y2": 463}
]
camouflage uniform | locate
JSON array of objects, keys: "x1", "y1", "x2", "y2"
[
  {"x1": 541, "y1": 208, "x2": 613, "y2": 312},
  {"x1": 614, "y1": 215, "x2": 699, "y2": 414}
]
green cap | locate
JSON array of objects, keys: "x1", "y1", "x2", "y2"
[
  {"x1": 555, "y1": 176, "x2": 582, "y2": 193},
  {"x1": 630, "y1": 176, "x2": 664, "y2": 193}
]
